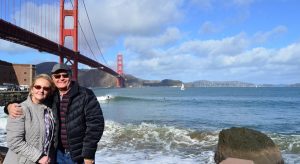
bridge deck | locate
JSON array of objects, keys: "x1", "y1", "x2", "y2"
[{"x1": 0, "y1": 19, "x2": 121, "y2": 78}]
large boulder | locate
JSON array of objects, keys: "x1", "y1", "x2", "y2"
[{"x1": 214, "y1": 127, "x2": 284, "y2": 164}]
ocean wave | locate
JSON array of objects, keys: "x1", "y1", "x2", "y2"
[
  {"x1": 99, "y1": 120, "x2": 219, "y2": 155},
  {"x1": 97, "y1": 95, "x2": 168, "y2": 103},
  {"x1": 94, "y1": 150, "x2": 215, "y2": 164},
  {"x1": 97, "y1": 95, "x2": 114, "y2": 102},
  {"x1": 97, "y1": 95, "x2": 300, "y2": 108},
  {"x1": 270, "y1": 133, "x2": 300, "y2": 154},
  {"x1": 96, "y1": 121, "x2": 300, "y2": 163},
  {"x1": 0, "y1": 117, "x2": 299, "y2": 162},
  {"x1": 95, "y1": 95, "x2": 218, "y2": 105},
  {"x1": 100, "y1": 120, "x2": 300, "y2": 154}
]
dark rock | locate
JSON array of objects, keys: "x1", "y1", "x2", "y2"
[
  {"x1": 0, "y1": 146, "x2": 8, "y2": 164},
  {"x1": 214, "y1": 127, "x2": 284, "y2": 164},
  {"x1": 0, "y1": 155, "x2": 4, "y2": 164}
]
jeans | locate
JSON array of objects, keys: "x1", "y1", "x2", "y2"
[{"x1": 56, "y1": 149, "x2": 83, "y2": 164}]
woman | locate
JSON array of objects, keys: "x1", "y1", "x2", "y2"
[{"x1": 4, "y1": 74, "x2": 56, "y2": 164}]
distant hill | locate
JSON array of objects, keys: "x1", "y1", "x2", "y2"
[
  {"x1": 35, "y1": 62, "x2": 183, "y2": 88},
  {"x1": 186, "y1": 80, "x2": 256, "y2": 87},
  {"x1": 78, "y1": 69, "x2": 115, "y2": 87},
  {"x1": 35, "y1": 62, "x2": 300, "y2": 88},
  {"x1": 143, "y1": 79, "x2": 182, "y2": 87},
  {"x1": 289, "y1": 83, "x2": 300, "y2": 87},
  {"x1": 124, "y1": 74, "x2": 144, "y2": 87},
  {"x1": 36, "y1": 62, "x2": 56, "y2": 74},
  {"x1": 36, "y1": 62, "x2": 116, "y2": 87}
]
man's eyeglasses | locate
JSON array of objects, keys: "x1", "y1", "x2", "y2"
[
  {"x1": 52, "y1": 73, "x2": 69, "y2": 79},
  {"x1": 33, "y1": 85, "x2": 51, "y2": 91}
]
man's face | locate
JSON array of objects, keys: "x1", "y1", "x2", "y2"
[{"x1": 51, "y1": 70, "x2": 71, "y2": 90}]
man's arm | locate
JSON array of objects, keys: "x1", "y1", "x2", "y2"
[
  {"x1": 82, "y1": 90, "x2": 105, "y2": 161},
  {"x1": 4, "y1": 102, "x2": 23, "y2": 118}
]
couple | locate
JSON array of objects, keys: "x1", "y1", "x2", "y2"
[{"x1": 3, "y1": 64, "x2": 104, "y2": 164}]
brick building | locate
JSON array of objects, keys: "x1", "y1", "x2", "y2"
[{"x1": 0, "y1": 60, "x2": 35, "y2": 86}]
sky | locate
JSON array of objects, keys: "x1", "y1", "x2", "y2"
[{"x1": 1, "y1": 0, "x2": 300, "y2": 84}]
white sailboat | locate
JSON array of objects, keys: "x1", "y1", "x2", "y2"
[{"x1": 180, "y1": 83, "x2": 185, "y2": 90}]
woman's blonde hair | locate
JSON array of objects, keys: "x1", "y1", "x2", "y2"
[{"x1": 29, "y1": 74, "x2": 56, "y2": 95}]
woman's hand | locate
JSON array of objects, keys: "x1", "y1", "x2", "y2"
[
  {"x1": 84, "y1": 158, "x2": 94, "y2": 164},
  {"x1": 38, "y1": 156, "x2": 50, "y2": 164}
]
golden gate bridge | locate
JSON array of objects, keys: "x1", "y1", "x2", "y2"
[{"x1": 0, "y1": 0, "x2": 125, "y2": 87}]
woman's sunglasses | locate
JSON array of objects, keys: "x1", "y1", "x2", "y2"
[
  {"x1": 33, "y1": 85, "x2": 51, "y2": 91},
  {"x1": 52, "y1": 73, "x2": 69, "y2": 79}
]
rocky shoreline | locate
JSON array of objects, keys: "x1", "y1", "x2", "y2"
[{"x1": 0, "y1": 91, "x2": 28, "y2": 106}]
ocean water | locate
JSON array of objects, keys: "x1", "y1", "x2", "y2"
[{"x1": 1, "y1": 87, "x2": 300, "y2": 163}]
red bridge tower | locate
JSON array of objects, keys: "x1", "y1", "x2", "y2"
[
  {"x1": 59, "y1": 0, "x2": 79, "y2": 80},
  {"x1": 116, "y1": 53, "x2": 125, "y2": 87}
]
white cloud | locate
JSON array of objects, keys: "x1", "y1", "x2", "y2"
[
  {"x1": 187, "y1": 0, "x2": 254, "y2": 11},
  {"x1": 231, "y1": 0, "x2": 254, "y2": 7},
  {"x1": 174, "y1": 33, "x2": 250, "y2": 57},
  {"x1": 215, "y1": 47, "x2": 272, "y2": 67},
  {"x1": 253, "y1": 26, "x2": 287, "y2": 44},
  {"x1": 270, "y1": 42, "x2": 300, "y2": 64},
  {"x1": 81, "y1": 0, "x2": 183, "y2": 46},
  {"x1": 199, "y1": 21, "x2": 220, "y2": 34},
  {"x1": 124, "y1": 29, "x2": 300, "y2": 83},
  {"x1": 124, "y1": 27, "x2": 181, "y2": 57},
  {"x1": 188, "y1": 0, "x2": 213, "y2": 11}
]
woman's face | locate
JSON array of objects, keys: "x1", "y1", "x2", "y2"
[{"x1": 31, "y1": 78, "x2": 51, "y2": 104}]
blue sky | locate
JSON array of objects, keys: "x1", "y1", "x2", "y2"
[{"x1": 1, "y1": 0, "x2": 300, "y2": 84}]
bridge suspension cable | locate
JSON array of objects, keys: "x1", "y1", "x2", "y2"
[
  {"x1": 0, "y1": 0, "x2": 60, "y2": 43},
  {"x1": 81, "y1": 0, "x2": 108, "y2": 65},
  {"x1": 68, "y1": 0, "x2": 108, "y2": 66}
]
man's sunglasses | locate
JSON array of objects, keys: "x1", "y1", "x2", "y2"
[
  {"x1": 33, "y1": 85, "x2": 51, "y2": 91},
  {"x1": 52, "y1": 73, "x2": 69, "y2": 79}
]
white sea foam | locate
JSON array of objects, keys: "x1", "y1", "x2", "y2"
[
  {"x1": 95, "y1": 120, "x2": 300, "y2": 163},
  {"x1": 94, "y1": 150, "x2": 215, "y2": 164},
  {"x1": 97, "y1": 95, "x2": 114, "y2": 102},
  {"x1": 0, "y1": 112, "x2": 299, "y2": 162},
  {"x1": 0, "y1": 107, "x2": 7, "y2": 130},
  {"x1": 98, "y1": 120, "x2": 218, "y2": 161},
  {"x1": 0, "y1": 118, "x2": 7, "y2": 130},
  {"x1": 0, "y1": 106, "x2": 4, "y2": 114},
  {"x1": 282, "y1": 154, "x2": 300, "y2": 163}
]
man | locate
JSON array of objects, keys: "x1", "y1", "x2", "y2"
[{"x1": 6, "y1": 63, "x2": 105, "y2": 164}]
